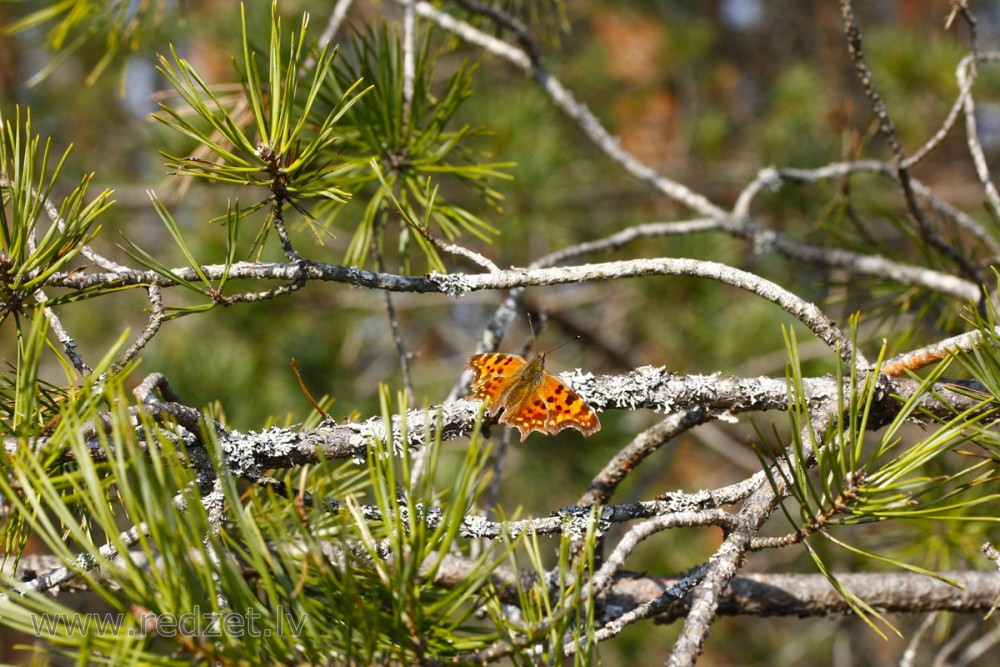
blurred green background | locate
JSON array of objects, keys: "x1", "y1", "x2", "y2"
[{"x1": 3, "y1": 1, "x2": 999, "y2": 664}]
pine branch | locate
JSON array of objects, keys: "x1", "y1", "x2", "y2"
[{"x1": 5, "y1": 369, "x2": 985, "y2": 472}]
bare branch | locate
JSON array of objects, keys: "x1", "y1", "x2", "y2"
[
  {"x1": 839, "y1": 0, "x2": 985, "y2": 286},
  {"x1": 401, "y1": 0, "x2": 416, "y2": 128},
  {"x1": 882, "y1": 325, "x2": 1000, "y2": 376},
  {"x1": 314, "y1": 0, "x2": 354, "y2": 54},
  {"x1": 610, "y1": 570, "x2": 1000, "y2": 621},
  {"x1": 409, "y1": 0, "x2": 725, "y2": 217},
  {"x1": 48, "y1": 256, "x2": 863, "y2": 364},
  {"x1": 578, "y1": 410, "x2": 714, "y2": 507},
  {"x1": 959, "y1": 53, "x2": 1000, "y2": 221},
  {"x1": 113, "y1": 285, "x2": 165, "y2": 373},
  {"x1": 666, "y1": 413, "x2": 830, "y2": 667}
]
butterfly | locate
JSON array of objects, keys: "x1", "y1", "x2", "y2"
[{"x1": 466, "y1": 352, "x2": 601, "y2": 442}]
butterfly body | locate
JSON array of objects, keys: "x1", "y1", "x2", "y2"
[{"x1": 466, "y1": 352, "x2": 601, "y2": 442}]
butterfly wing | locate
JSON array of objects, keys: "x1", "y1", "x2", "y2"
[
  {"x1": 466, "y1": 353, "x2": 528, "y2": 417},
  {"x1": 500, "y1": 384, "x2": 551, "y2": 442},
  {"x1": 502, "y1": 370, "x2": 601, "y2": 441}
]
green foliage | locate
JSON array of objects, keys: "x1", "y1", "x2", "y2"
[
  {"x1": 2, "y1": 371, "x2": 608, "y2": 663},
  {"x1": 0, "y1": 312, "x2": 126, "y2": 568},
  {"x1": 866, "y1": 25, "x2": 968, "y2": 143},
  {"x1": 762, "y1": 322, "x2": 1000, "y2": 637},
  {"x1": 486, "y1": 510, "x2": 600, "y2": 666},
  {"x1": 152, "y1": 2, "x2": 364, "y2": 257},
  {"x1": 153, "y1": 3, "x2": 357, "y2": 201},
  {"x1": 758, "y1": 64, "x2": 836, "y2": 166},
  {"x1": 335, "y1": 390, "x2": 503, "y2": 661},
  {"x1": 146, "y1": 4, "x2": 512, "y2": 273},
  {"x1": 321, "y1": 22, "x2": 512, "y2": 269},
  {"x1": 2, "y1": 0, "x2": 173, "y2": 85},
  {"x1": 954, "y1": 294, "x2": 1000, "y2": 471},
  {"x1": 0, "y1": 108, "x2": 114, "y2": 320},
  {"x1": 0, "y1": 109, "x2": 117, "y2": 447},
  {"x1": 122, "y1": 195, "x2": 240, "y2": 319},
  {"x1": 0, "y1": 342, "x2": 612, "y2": 663}
]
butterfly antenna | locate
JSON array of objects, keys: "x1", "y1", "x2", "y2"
[{"x1": 541, "y1": 335, "x2": 581, "y2": 358}]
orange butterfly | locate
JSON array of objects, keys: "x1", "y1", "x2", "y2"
[{"x1": 466, "y1": 352, "x2": 601, "y2": 442}]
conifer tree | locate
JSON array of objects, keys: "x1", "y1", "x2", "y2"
[{"x1": 1, "y1": 2, "x2": 999, "y2": 665}]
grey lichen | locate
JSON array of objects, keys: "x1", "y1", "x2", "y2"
[
  {"x1": 428, "y1": 271, "x2": 474, "y2": 297},
  {"x1": 632, "y1": 365, "x2": 674, "y2": 412},
  {"x1": 217, "y1": 428, "x2": 261, "y2": 477},
  {"x1": 460, "y1": 513, "x2": 492, "y2": 539},
  {"x1": 559, "y1": 505, "x2": 608, "y2": 542}
]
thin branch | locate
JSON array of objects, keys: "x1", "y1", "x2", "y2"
[
  {"x1": 36, "y1": 295, "x2": 92, "y2": 375},
  {"x1": 882, "y1": 325, "x2": 998, "y2": 376},
  {"x1": 666, "y1": 414, "x2": 830, "y2": 667},
  {"x1": 565, "y1": 569, "x2": 707, "y2": 657},
  {"x1": 578, "y1": 409, "x2": 713, "y2": 507},
  {"x1": 22, "y1": 199, "x2": 92, "y2": 375},
  {"x1": 533, "y1": 218, "x2": 721, "y2": 268},
  {"x1": 901, "y1": 44, "x2": 972, "y2": 170},
  {"x1": 314, "y1": 0, "x2": 354, "y2": 54},
  {"x1": 956, "y1": 624, "x2": 1000, "y2": 667},
  {"x1": 409, "y1": 0, "x2": 724, "y2": 218},
  {"x1": 383, "y1": 286, "x2": 414, "y2": 404},
  {"x1": 452, "y1": 0, "x2": 544, "y2": 64},
  {"x1": 958, "y1": 53, "x2": 1000, "y2": 221},
  {"x1": 214, "y1": 278, "x2": 307, "y2": 304},
  {"x1": 839, "y1": 1, "x2": 905, "y2": 164},
  {"x1": 133, "y1": 371, "x2": 186, "y2": 404},
  {"x1": 112, "y1": 285, "x2": 165, "y2": 373},
  {"x1": 47, "y1": 256, "x2": 864, "y2": 366},
  {"x1": 839, "y1": 0, "x2": 985, "y2": 286},
  {"x1": 261, "y1": 146, "x2": 302, "y2": 262},
  {"x1": 401, "y1": 0, "x2": 416, "y2": 128},
  {"x1": 270, "y1": 200, "x2": 301, "y2": 262},
  {"x1": 900, "y1": 612, "x2": 938, "y2": 667},
  {"x1": 0, "y1": 521, "x2": 149, "y2": 603},
  {"x1": 591, "y1": 512, "x2": 731, "y2": 597},
  {"x1": 371, "y1": 215, "x2": 414, "y2": 404},
  {"x1": 416, "y1": 228, "x2": 500, "y2": 273},
  {"x1": 933, "y1": 619, "x2": 981, "y2": 667}
]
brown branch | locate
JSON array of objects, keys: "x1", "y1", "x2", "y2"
[{"x1": 610, "y1": 570, "x2": 1000, "y2": 621}]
